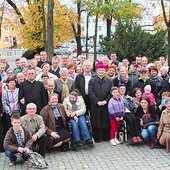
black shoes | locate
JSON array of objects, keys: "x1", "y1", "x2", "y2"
[
  {"x1": 60, "y1": 142, "x2": 69, "y2": 152},
  {"x1": 85, "y1": 139, "x2": 93, "y2": 146}
]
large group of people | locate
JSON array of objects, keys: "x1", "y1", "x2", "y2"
[{"x1": 0, "y1": 52, "x2": 170, "y2": 167}]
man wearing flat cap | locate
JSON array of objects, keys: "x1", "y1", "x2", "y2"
[
  {"x1": 88, "y1": 61, "x2": 113, "y2": 142},
  {"x1": 134, "y1": 67, "x2": 158, "y2": 98}
]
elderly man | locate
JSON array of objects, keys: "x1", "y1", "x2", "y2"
[
  {"x1": 21, "y1": 103, "x2": 47, "y2": 157},
  {"x1": 75, "y1": 60, "x2": 96, "y2": 115},
  {"x1": 89, "y1": 61, "x2": 113, "y2": 142},
  {"x1": 0, "y1": 56, "x2": 10, "y2": 70},
  {"x1": 159, "y1": 66, "x2": 170, "y2": 94}
]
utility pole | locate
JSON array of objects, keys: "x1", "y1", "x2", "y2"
[{"x1": 47, "y1": 0, "x2": 54, "y2": 61}]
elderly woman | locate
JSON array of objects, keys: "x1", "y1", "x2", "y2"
[
  {"x1": 40, "y1": 93, "x2": 71, "y2": 151},
  {"x1": 157, "y1": 99, "x2": 170, "y2": 152},
  {"x1": 113, "y1": 66, "x2": 133, "y2": 96},
  {"x1": 55, "y1": 68, "x2": 74, "y2": 102},
  {"x1": 63, "y1": 91, "x2": 93, "y2": 147},
  {"x1": 159, "y1": 66, "x2": 170, "y2": 93},
  {"x1": 36, "y1": 62, "x2": 58, "y2": 81},
  {"x1": 135, "y1": 96, "x2": 157, "y2": 149},
  {"x1": 89, "y1": 61, "x2": 112, "y2": 142}
]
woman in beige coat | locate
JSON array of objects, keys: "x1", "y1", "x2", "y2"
[{"x1": 157, "y1": 99, "x2": 170, "y2": 152}]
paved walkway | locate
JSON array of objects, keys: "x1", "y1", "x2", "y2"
[{"x1": 0, "y1": 141, "x2": 170, "y2": 170}]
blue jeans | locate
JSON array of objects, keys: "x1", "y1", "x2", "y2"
[
  {"x1": 141, "y1": 125, "x2": 158, "y2": 141},
  {"x1": 68, "y1": 115, "x2": 91, "y2": 142},
  {"x1": 5, "y1": 150, "x2": 30, "y2": 161}
]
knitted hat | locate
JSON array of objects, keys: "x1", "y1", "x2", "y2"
[{"x1": 96, "y1": 61, "x2": 108, "y2": 70}]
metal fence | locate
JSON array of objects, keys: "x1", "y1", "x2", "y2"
[{"x1": 0, "y1": 48, "x2": 26, "y2": 57}]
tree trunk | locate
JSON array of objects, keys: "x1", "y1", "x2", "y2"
[
  {"x1": 107, "y1": 17, "x2": 112, "y2": 39},
  {"x1": 161, "y1": 0, "x2": 170, "y2": 66},
  {"x1": 47, "y1": 0, "x2": 54, "y2": 61},
  {"x1": 42, "y1": 0, "x2": 47, "y2": 51},
  {"x1": 94, "y1": 14, "x2": 98, "y2": 61},
  {"x1": 85, "y1": 13, "x2": 89, "y2": 58},
  {"x1": 76, "y1": 2, "x2": 82, "y2": 56},
  {"x1": 168, "y1": 26, "x2": 170, "y2": 67}
]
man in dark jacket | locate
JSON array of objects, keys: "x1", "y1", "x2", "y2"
[
  {"x1": 89, "y1": 61, "x2": 112, "y2": 142},
  {"x1": 37, "y1": 51, "x2": 51, "y2": 68},
  {"x1": 18, "y1": 68, "x2": 48, "y2": 115},
  {"x1": 75, "y1": 60, "x2": 96, "y2": 115},
  {"x1": 134, "y1": 67, "x2": 158, "y2": 98}
]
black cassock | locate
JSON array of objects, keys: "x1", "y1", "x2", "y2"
[
  {"x1": 19, "y1": 80, "x2": 48, "y2": 115},
  {"x1": 89, "y1": 76, "x2": 113, "y2": 128}
]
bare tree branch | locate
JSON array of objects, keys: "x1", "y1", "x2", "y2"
[
  {"x1": 139, "y1": 15, "x2": 160, "y2": 27},
  {"x1": 6, "y1": 0, "x2": 25, "y2": 24}
]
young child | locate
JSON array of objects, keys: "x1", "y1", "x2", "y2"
[
  {"x1": 142, "y1": 85, "x2": 156, "y2": 105},
  {"x1": 3, "y1": 114, "x2": 33, "y2": 166},
  {"x1": 108, "y1": 86, "x2": 125, "y2": 145},
  {"x1": 159, "y1": 91, "x2": 170, "y2": 111}
]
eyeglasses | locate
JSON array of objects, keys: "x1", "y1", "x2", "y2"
[{"x1": 27, "y1": 108, "x2": 36, "y2": 110}]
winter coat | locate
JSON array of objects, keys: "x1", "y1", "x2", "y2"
[
  {"x1": 40, "y1": 104, "x2": 67, "y2": 148},
  {"x1": 108, "y1": 97, "x2": 125, "y2": 119},
  {"x1": 113, "y1": 76, "x2": 133, "y2": 96},
  {"x1": 63, "y1": 96, "x2": 86, "y2": 117},
  {"x1": 3, "y1": 126, "x2": 32, "y2": 152}
]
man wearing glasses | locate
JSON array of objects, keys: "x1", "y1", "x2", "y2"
[{"x1": 21, "y1": 103, "x2": 47, "y2": 157}]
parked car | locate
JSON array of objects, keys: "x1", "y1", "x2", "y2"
[
  {"x1": 82, "y1": 46, "x2": 91, "y2": 53},
  {"x1": 54, "y1": 47, "x2": 72, "y2": 55},
  {"x1": 89, "y1": 47, "x2": 104, "y2": 54},
  {"x1": 68, "y1": 46, "x2": 77, "y2": 53}
]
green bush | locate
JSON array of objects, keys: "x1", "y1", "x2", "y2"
[
  {"x1": 22, "y1": 50, "x2": 37, "y2": 59},
  {"x1": 101, "y1": 21, "x2": 168, "y2": 62}
]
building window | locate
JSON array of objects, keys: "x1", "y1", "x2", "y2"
[
  {"x1": 4, "y1": 37, "x2": 9, "y2": 42},
  {"x1": 4, "y1": 25, "x2": 9, "y2": 31},
  {"x1": 92, "y1": 19, "x2": 95, "y2": 23}
]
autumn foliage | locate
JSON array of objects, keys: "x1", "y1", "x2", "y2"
[{"x1": 13, "y1": 0, "x2": 75, "y2": 50}]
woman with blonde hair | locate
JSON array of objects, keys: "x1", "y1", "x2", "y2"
[{"x1": 113, "y1": 66, "x2": 133, "y2": 96}]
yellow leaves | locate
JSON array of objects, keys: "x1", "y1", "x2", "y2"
[{"x1": 11, "y1": 0, "x2": 75, "y2": 50}]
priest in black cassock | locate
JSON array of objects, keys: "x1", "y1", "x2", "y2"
[
  {"x1": 18, "y1": 68, "x2": 48, "y2": 115},
  {"x1": 89, "y1": 61, "x2": 112, "y2": 142}
]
